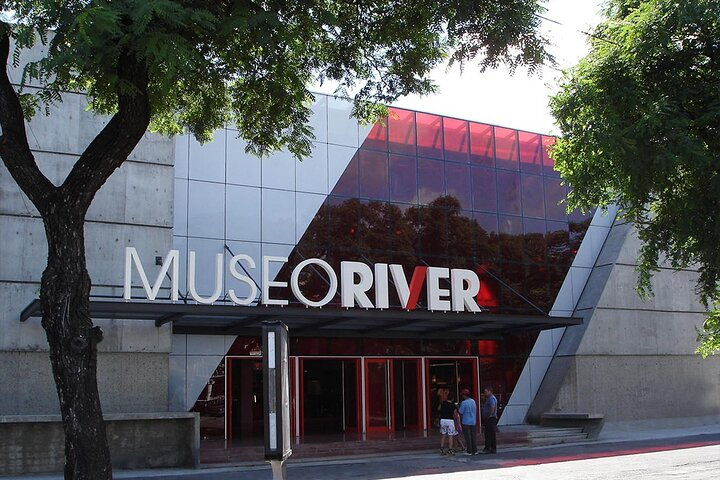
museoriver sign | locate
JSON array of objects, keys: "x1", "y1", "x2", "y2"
[{"x1": 123, "y1": 247, "x2": 483, "y2": 313}]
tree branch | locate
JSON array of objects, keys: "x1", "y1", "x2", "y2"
[
  {"x1": 61, "y1": 51, "x2": 151, "y2": 213},
  {"x1": 0, "y1": 31, "x2": 57, "y2": 215}
]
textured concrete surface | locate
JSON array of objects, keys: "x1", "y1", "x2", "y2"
[
  {"x1": 0, "y1": 413, "x2": 198, "y2": 475},
  {"x1": 530, "y1": 218, "x2": 720, "y2": 423}
]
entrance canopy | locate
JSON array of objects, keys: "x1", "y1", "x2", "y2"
[{"x1": 21, "y1": 299, "x2": 581, "y2": 339}]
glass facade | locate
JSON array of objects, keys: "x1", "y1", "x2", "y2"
[{"x1": 177, "y1": 98, "x2": 593, "y2": 442}]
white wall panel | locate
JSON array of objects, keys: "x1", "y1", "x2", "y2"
[
  {"x1": 186, "y1": 237, "x2": 225, "y2": 297},
  {"x1": 262, "y1": 149, "x2": 296, "y2": 191},
  {"x1": 261, "y1": 189, "x2": 296, "y2": 244},
  {"x1": 296, "y1": 142, "x2": 329, "y2": 194},
  {"x1": 226, "y1": 185, "x2": 261, "y2": 242},
  {"x1": 189, "y1": 129, "x2": 226, "y2": 183},
  {"x1": 173, "y1": 179, "x2": 188, "y2": 236},
  {"x1": 309, "y1": 94, "x2": 328, "y2": 144},
  {"x1": 327, "y1": 96, "x2": 359, "y2": 147},
  {"x1": 187, "y1": 180, "x2": 225, "y2": 239},
  {"x1": 226, "y1": 135, "x2": 262, "y2": 187},
  {"x1": 174, "y1": 134, "x2": 189, "y2": 179}
]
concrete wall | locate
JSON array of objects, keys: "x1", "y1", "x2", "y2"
[
  {"x1": 529, "y1": 220, "x2": 720, "y2": 423},
  {"x1": 0, "y1": 413, "x2": 199, "y2": 475},
  {"x1": 0, "y1": 45, "x2": 175, "y2": 415}
]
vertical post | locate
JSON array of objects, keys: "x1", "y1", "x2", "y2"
[{"x1": 262, "y1": 320, "x2": 291, "y2": 479}]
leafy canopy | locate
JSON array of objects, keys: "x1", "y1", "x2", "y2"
[
  {"x1": 6, "y1": 0, "x2": 550, "y2": 160},
  {"x1": 550, "y1": 0, "x2": 720, "y2": 356}
]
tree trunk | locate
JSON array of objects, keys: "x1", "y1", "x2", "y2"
[{"x1": 40, "y1": 201, "x2": 111, "y2": 480}]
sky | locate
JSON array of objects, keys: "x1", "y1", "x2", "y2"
[{"x1": 318, "y1": 0, "x2": 605, "y2": 136}]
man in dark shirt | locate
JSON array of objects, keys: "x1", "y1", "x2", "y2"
[{"x1": 481, "y1": 386, "x2": 498, "y2": 454}]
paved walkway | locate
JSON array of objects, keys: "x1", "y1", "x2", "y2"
[{"x1": 7, "y1": 423, "x2": 720, "y2": 480}]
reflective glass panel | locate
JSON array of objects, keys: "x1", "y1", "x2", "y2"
[
  {"x1": 388, "y1": 108, "x2": 416, "y2": 156},
  {"x1": 416, "y1": 112, "x2": 443, "y2": 159},
  {"x1": 523, "y1": 217, "x2": 546, "y2": 264},
  {"x1": 470, "y1": 122, "x2": 494, "y2": 167},
  {"x1": 359, "y1": 149, "x2": 389, "y2": 200},
  {"x1": 542, "y1": 135, "x2": 559, "y2": 176},
  {"x1": 389, "y1": 154, "x2": 418, "y2": 203},
  {"x1": 494, "y1": 127, "x2": 519, "y2": 170},
  {"x1": 418, "y1": 158, "x2": 445, "y2": 205},
  {"x1": 443, "y1": 118, "x2": 469, "y2": 163},
  {"x1": 333, "y1": 152, "x2": 359, "y2": 197},
  {"x1": 546, "y1": 221, "x2": 570, "y2": 266},
  {"x1": 363, "y1": 120, "x2": 388, "y2": 151},
  {"x1": 496, "y1": 170, "x2": 521, "y2": 215},
  {"x1": 472, "y1": 166, "x2": 497, "y2": 212},
  {"x1": 445, "y1": 163, "x2": 472, "y2": 209},
  {"x1": 521, "y1": 174, "x2": 545, "y2": 218},
  {"x1": 544, "y1": 178, "x2": 567, "y2": 221},
  {"x1": 518, "y1": 131, "x2": 542, "y2": 174}
]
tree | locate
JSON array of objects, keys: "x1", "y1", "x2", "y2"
[
  {"x1": 549, "y1": 0, "x2": 720, "y2": 357},
  {"x1": 0, "y1": 1, "x2": 550, "y2": 478}
]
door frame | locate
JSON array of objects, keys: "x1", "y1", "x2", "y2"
[
  {"x1": 363, "y1": 358, "x2": 395, "y2": 433},
  {"x1": 424, "y1": 356, "x2": 480, "y2": 432},
  {"x1": 298, "y1": 357, "x2": 362, "y2": 437}
]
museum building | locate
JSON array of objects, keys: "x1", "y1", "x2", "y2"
[{"x1": 2, "y1": 80, "x2": 718, "y2": 472}]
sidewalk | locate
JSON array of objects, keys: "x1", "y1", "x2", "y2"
[{"x1": 6, "y1": 422, "x2": 720, "y2": 480}]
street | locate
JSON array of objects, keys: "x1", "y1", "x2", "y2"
[{"x1": 110, "y1": 433, "x2": 719, "y2": 480}]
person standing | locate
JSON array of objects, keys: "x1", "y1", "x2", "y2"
[
  {"x1": 481, "y1": 386, "x2": 498, "y2": 454},
  {"x1": 438, "y1": 389, "x2": 458, "y2": 455},
  {"x1": 458, "y1": 388, "x2": 478, "y2": 455}
]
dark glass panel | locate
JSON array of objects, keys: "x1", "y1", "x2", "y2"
[
  {"x1": 447, "y1": 209, "x2": 475, "y2": 259},
  {"x1": 293, "y1": 338, "x2": 330, "y2": 355},
  {"x1": 227, "y1": 336, "x2": 262, "y2": 356},
  {"x1": 361, "y1": 199, "x2": 393, "y2": 252},
  {"x1": 363, "y1": 339, "x2": 394, "y2": 355},
  {"x1": 518, "y1": 131, "x2": 542, "y2": 174},
  {"x1": 544, "y1": 177, "x2": 567, "y2": 221},
  {"x1": 445, "y1": 163, "x2": 472, "y2": 209},
  {"x1": 525, "y1": 264, "x2": 550, "y2": 311},
  {"x1": 359, "y1": 149, "x2": 389, "y2": 200},
  {"x1": 443, "y1": 117, "x2": 469, "y2": 163},
  {"x1": 477, "y1": 340, "x2": 501, "y2": 356},
  {"x1": 479, "y1": 357, "x2": 504, "y2": 396},
  {"x1": 542, "y1": 135, "x2": 559, "y2": 177},
  {"x1": 498, "y1": 216, "x2": 523, "y2": 261},
  {"x1": 388, "y1": 108, "x2": 416, "y2": 156},
  {"x1": 471, "y1": 166, "x2": 497, "y2": 212},
  {"x1": 328, "y1": 196, "x2": 361, "y2": 250},
  {"x1": 363, "y1": 120, "x2": 388, "y2": 151},
  {"x1": 494, "y1": 127, "x2": 519, "y2": 170},
  {"x1": 328, "y1": 338, "x2": 361, "y2": 355},
  {"x1": 394, "y1": 339, "x2": 422, "y2": 355},
  {"x1": 418, "y1": 203, "x2": 448, "y2": 256},
  {"x1": 546, "y1": 221, "x2": 570, "y2": 266},
  {"x1": 418, "y1": 157, "x2": 445, "y2": 205},
  {"x1": 389, "y1": 154, "x2": 418, "y2": 204},
  {"x1": 469, "y1": 122, "x2": 495, "y2": 167},
  {"x1": 521, "y1": 173, "x2": 545, "y2": 219},
  {"x1": 497, "y1": 170, "x2": 521, "y2": 215},
  {"x1": 505, "y1": 332, "x2": 540, "y2": 356},
  {"x1": 474, "y1": 213, "x2": 499, "y2": 263},
  {"x1": 416, "y1": 112, "x2": 443, "y2": 159},
  {"x1": 333, "y1": 152, "x2": 359, "y2": 197},
  {"x1": 498, "y1": 263, "x2": 525, "y2": 312},
  {"x1": 523, "y1": 217, "x2": 546, "y2": 264}
]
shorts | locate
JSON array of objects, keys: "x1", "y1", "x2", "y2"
[{"x1": 440, "y1": 419, "x2": 458, "y2": 436}]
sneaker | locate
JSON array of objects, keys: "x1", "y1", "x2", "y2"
[
  {"x1": 440, "y1": 448, "x2": 447, "y2": 455},
  {"x1": 449, "y1": 449, "x2": 456, "y2": 456}
]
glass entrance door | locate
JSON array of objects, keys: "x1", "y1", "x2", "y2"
[
  {"x1": 364, "y1": 359, "x2": 394, "y2": 433},
  {"x1": 427, "y1": 358, "x2": 478, "y2": 431}
]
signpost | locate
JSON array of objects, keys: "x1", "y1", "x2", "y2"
[{"x1": 262, "y1": 320, "x2": 292, "y2": 479}]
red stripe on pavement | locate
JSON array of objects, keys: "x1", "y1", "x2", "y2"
[{"x1": 498, "y1": 440, "x2": 720, "y2": 468}]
